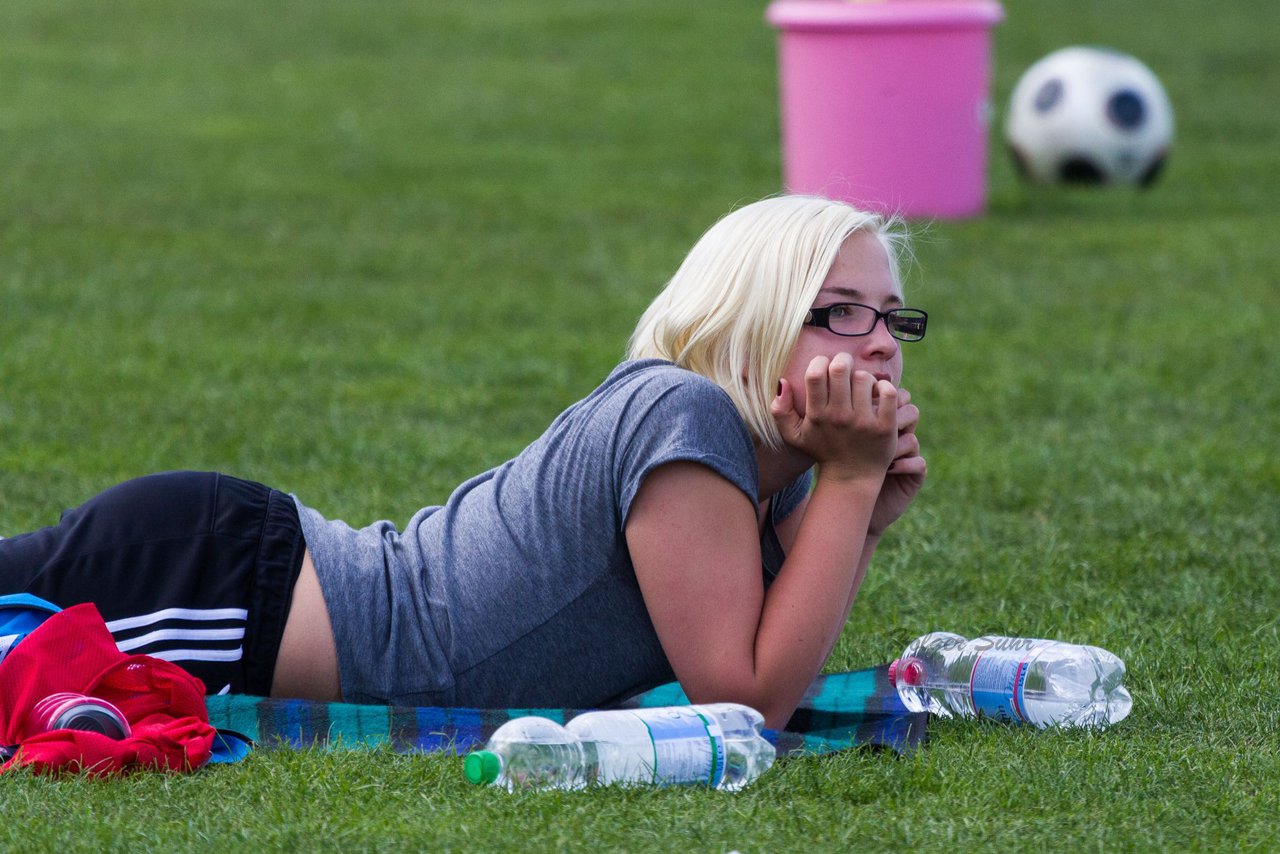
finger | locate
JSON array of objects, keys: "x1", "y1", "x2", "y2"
[
  {"x1": 896, "y1": 403, "x2": 920, "y2": 435},
  {"x1": 892, "y1": 432, "x2": 920, "y2": 461},
  {"x1": 771, "y1": 378, "x2": 803, "y2": 438},
  {"x1": 771, "y1": 377, "x2": 795, "y2": 415},
  {"x1": 826, "y1": 353, "x2": 854, "y2": 415},
  {"x1": 895, "y1": 387, "x2": 912, "y2": 409},
  {"x1": 851, "y1": 369, "x2": 876, "y2": 416},
  {"x1": 887, "y1": 455, "x2": 927, "y2": 476},
  {"x1": 805, "y1": 356, "x2": 831, "y2": 414},
  {"x1": 873, "y1": 379, "x2": 898, "y2": 429}
]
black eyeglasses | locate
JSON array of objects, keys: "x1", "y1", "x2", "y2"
[{"x1": 803, "y1": 303, "x2": 928, "y2": 342}]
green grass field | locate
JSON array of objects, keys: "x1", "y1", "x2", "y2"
[{"x1": 1, "y1": 0, "x2": 1277, "y2": 849}]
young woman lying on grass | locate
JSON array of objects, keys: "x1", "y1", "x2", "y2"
[{"x1": 0, "y1": 195, "x2": 927, "y2": 728}]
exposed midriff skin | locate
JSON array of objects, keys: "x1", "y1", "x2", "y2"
[{"x1": 270, "y1": 549, "x2": 342, "y2": 701}]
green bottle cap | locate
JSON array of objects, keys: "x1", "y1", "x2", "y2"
[{"x1": 464, "y1": 750, "x2": 502, "y2": 786}]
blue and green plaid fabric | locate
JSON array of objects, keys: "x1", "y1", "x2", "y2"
[{"x1": 205, "y1": 664, "x2": 927, "y2": 757}]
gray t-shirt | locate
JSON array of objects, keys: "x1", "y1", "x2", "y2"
[{"x1": 294, "y1": 359, "x2": 813, "y2": 708}]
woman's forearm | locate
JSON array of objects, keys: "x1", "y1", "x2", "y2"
[
  {"x1": 821, "y1": 531, "x2": 879, "y2": 664},
  {"x1": 749, "y1": 471, "x2": 884, "y2": 726}
]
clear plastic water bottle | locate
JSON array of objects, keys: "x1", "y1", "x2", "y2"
[
  {"x1": 464, "y1": 715, "x2": 587, "y2": 792},
  {"x1": 464, "y1": 703, "x2": 775, "y2": 792},
  {"x1": 889, "y1": 632, "x2": 1133, "y2": 729}
]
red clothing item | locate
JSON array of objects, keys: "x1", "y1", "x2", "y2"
[{"x1": 0, "y1": 603, "x2": 216, "y2": 776}]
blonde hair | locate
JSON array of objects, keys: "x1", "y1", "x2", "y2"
[{"x1": 627, "y1": 195, "x2": 909, "y2": 450}]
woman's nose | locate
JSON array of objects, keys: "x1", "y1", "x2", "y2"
[{"x1": 863, "y1": 315, "x2": 901, "y2": 354}]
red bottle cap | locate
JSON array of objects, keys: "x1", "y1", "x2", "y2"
[{"x1": 888, "y1": 658, "x2": 925, "y2": 688}]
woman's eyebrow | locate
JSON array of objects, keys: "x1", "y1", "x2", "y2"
[{"x1": 818, "y1": 285, "x2": 905, "y2": 307}]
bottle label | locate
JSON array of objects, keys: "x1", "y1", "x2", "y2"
[
  {"x1": 628, "y1": 707, "x2": 726, "y2": 787},
  {"x1": 967, "y1": 638, "x2": 1044, "y2": 724}
]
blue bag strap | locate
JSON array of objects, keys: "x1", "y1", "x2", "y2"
[
  {"x1": 207, "y1": 729, "x2": 255, "y2": 764},
  {"x1": 0, "y1": 593, "x2": 62, "y2": 664}
]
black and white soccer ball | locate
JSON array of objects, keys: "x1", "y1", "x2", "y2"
[{"x1": 1005, "y1": 46, "x2": 1174, "y2": 186}]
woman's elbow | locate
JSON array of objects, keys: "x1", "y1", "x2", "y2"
[{"x1": 681, "y1": 681, "x2": 796, "y2": 731}]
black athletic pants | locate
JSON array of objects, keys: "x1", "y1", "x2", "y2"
[{"x1": 0, "y1": 471, "x2": 305, "y2": 695}]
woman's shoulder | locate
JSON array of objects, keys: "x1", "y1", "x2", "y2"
[
  {"x1": 546, "y1": 360, "x2": 748, "y2": 456},
  {"x1": 592, "y1": 362, "x2": 758, "y2": 510},
  {"x1": 544, "y1": 360, "x2": 743, "y2": 446},
  {"x1": 585, "y1": 359, "x2": 750, "y2": 450},
  {"x1": 597, "y1": 359, "x2": 729, "y2": 403}
]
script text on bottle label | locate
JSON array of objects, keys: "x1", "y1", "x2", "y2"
[
  {"x1": 968, "y1": 648, "x2": 1037, "y2": 724},
  {"x1": 627, "y1": 707, "x2": 727, "y2": 787}
]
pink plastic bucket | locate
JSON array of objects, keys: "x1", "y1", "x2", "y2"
[{"x1": 766, "y1": 0, "x2": 1004, "y2": 219}]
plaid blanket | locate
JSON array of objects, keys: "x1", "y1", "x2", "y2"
[{"x1": 205, "y1": 664, "x2": 927, "y2": 757}]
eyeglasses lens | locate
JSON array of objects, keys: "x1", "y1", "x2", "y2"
[
  {"x1": 888, "y1": 311, "x2": 926, "y2": 341},
  {"x1": 827, "y1": 305, "x2": 876, "y2": 336}
]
